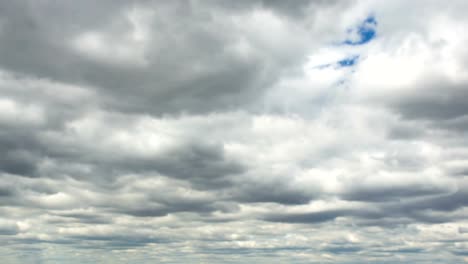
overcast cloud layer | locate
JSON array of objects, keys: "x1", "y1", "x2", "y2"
[{"x1": 1, "y1": 0, "x2": 468, "y2": 263}]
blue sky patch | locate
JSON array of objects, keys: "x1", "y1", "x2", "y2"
[
  {"x1": 343, "y1": 15, "x2": 377, "y2": 45},
  {"x1": 310, "y1": 55, "x2": 359, "y2": 69},
  {"x1": 338, "y1": 55, "x2": 359, "y2": 67}
]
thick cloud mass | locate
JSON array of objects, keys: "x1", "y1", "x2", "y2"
[{"x1": 1, "y1": 0, "x2": 468, "y2": 263}]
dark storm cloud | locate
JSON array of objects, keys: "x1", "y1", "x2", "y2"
[
  {"x1": 0, "y1": 187, "x2": 14, "y2": 197},
  {"x1": 199, "y1": 246, "x2": 311, "y2": 256},
  {"x1": 342, "y1": 183, "x2": 452, "y2": 202},
  {"x1": 352, "y1": 185, "x2": 468, "y2": 225},
  {"x1": 230, "y1": 180, "x2": 315, "y2": 205},
  {"x1": 395, "y1": 83, "x2": 468, "y2": 121},
  {"x1": 67, "y1": 140, "x2": 245, "y2": 188},
  {"x1": 120, "y1": 205, "x2": 208, "y2": 218},
  {"x1": 452, "y1": 250, "x2": 468, "y2": 256},
  {"x1": 142, "y1": 143, "x2": 245, "y2": 187},
  {"x1": 388, "y1": 185, "x2": 468, "y2": 213},
  {"x1": 374, "y1": 76, "x2": 468, "y2": 126},
  {"x1": 0, "y1": 127, "x2": 44, "y2": 177},
  {"x1": 322, "y1": 244, "x2": 363, "y2": 254},
  {"x1": 116, "y1": 198, "x2": 222, "y2": 218},
  {"x1": 0, "y1": 153, "x2": 37, "y2": 177},
  {"x1": 67, "y1": 234, "x2": 171, "y2": 248},
  {"x1": 439, "y1": 116, "x2": 468, "y2": 133},
  {"x1": 261, "y1": 185, "x2": 468, "y2": 225},
  {"x1": 380, "y1": 247, "x2": 424, "y2": 254},
  {"x1": 0, "y1": 224, "x2": 19, "y2": 236},
  {"x1": 263, "y1": 209, "x2": 351, "y2": 224},
  {"x1": 51, "y1": 212, "x2": 111, "y2": 225}
]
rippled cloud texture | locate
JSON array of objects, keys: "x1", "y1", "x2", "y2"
[{"x1": 1, "y1": 0, "x2": 468, "y2": 263}]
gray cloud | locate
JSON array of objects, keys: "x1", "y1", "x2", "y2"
[
  {"x1": 342, "y1": 183, "x2": 452, "y2": 203},
  {"x1": 1, "y1": 0, "x2": 468, "y2": 263},
  {"x1": 263, "y1": 209, "x2": 351, "y2": 224},
  {"x1": 394, "y1": 81, "x2": 468, "y2": 121},
  {"x1": 0, "y1": 0, "x2": 346, "y2": 116}
]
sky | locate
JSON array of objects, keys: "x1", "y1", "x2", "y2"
[{"x1": 1, "y1": 0, "x2": 468, "y2": 263}]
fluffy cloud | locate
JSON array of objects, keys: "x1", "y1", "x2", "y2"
[{"x1": 1, "y1": 0, "x2": 468, "y2": 263}]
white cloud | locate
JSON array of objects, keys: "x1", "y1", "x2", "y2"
[{"x1": 0, "y1": 0, "x2": 467, "y2": 263}]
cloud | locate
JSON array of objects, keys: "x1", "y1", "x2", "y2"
[
  {"x1": 263, "y1": 209, "x2": 351, "y2": 224},
  {"x1": 0, "y1": 0, "x2": 468, "y2": 263},
  {"x1": 0, "y1": 0, "x2": 351, "y2": 116}
]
